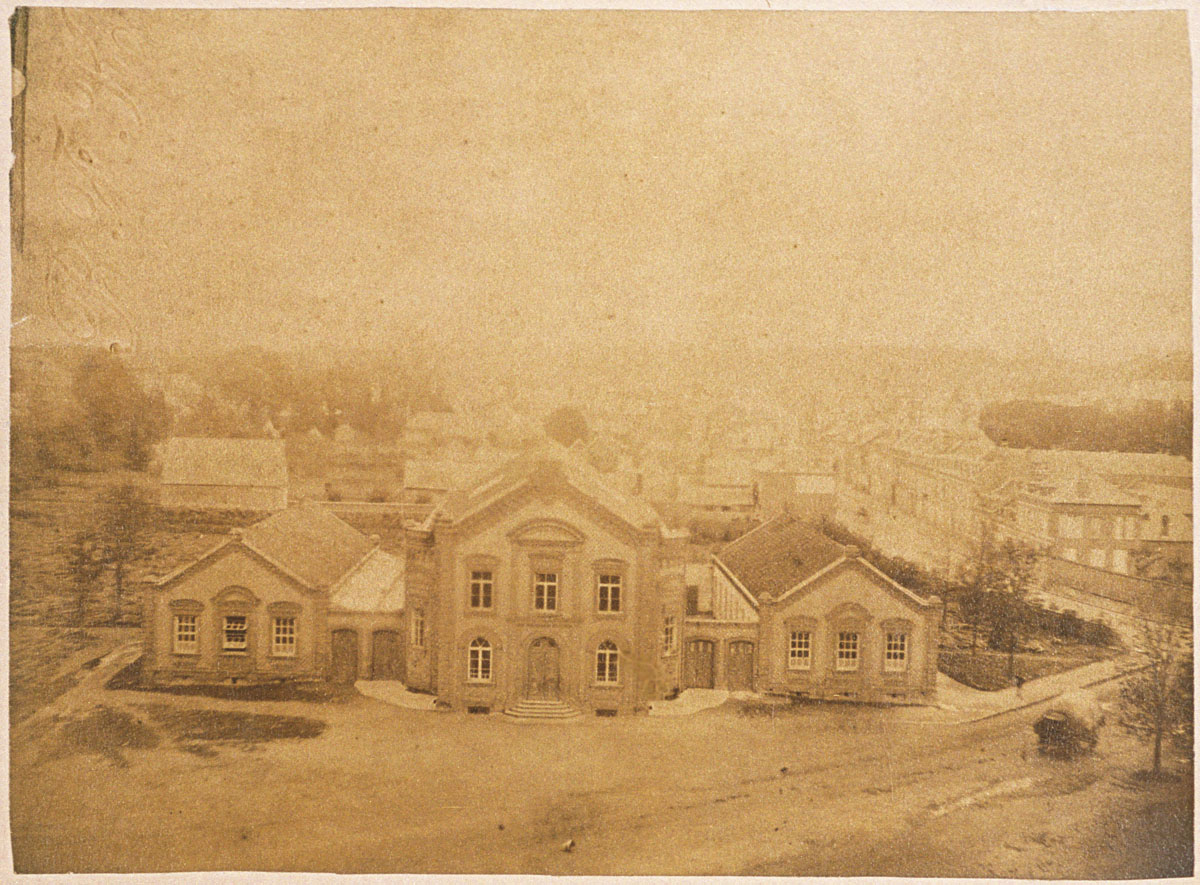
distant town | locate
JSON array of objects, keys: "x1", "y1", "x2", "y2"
[{"x1": 9, "y1": 6, "x2": 1193, "y2": 875}]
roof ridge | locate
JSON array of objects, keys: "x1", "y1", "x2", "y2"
[{"x1": 328, "y1": 542, "x2": 384, "y2": 594}]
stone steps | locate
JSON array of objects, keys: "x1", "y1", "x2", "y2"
[{"x1": 503, "y1": 698, "x2": 582, "y2": 720}]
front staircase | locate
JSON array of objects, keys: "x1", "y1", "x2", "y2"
[{"x1": 503, "y1": 698, "x2": 582, "y2": 721}]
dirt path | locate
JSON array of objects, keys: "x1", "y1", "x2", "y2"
[{"x1": 11, "y1": 672, "x2": 1192, "y2": 876}]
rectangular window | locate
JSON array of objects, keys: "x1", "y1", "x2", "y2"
[
  {"x1": 272, "y1": 617, "x2": 296, "y2": 657},
  {"x1": 662, "y1": 616, "x2": 677, "y2": 655},
  {"x1": 1088, "y1": 548, "x2": 1107, "y2": 569},
  {"x1": 788, "y1": 631, "x2": 812, "y2": 670},
  {"x1": 223, "y1": 615, "x2": 247, "y2": 652},
  {"x1": 1061, "y1": 548, "x2": 1078, "y2": 563},
  {"x1": 1058, "y1": 515, "x2": 1083, "y2": 539},
  {"x1": 534, "y1": 573, "x2": 558, "y2": 612},
  {"x1": 597, "y1": 574, "x2": 622, "y2": 612},
  {"x1": 1089, "y1": 517, "x2": 1107, "y2": 539},
  {"x1": 1112, "y1": 548, "x2": 1129, "y2": 575},
  {"x1": 884, "y1": 632, "x2": 907, "y2": 672},
  {"x1": 836, "y1": 632, "x2": 859, "y2": 671},
  {"x1": 173, "y1": 614, "x2": 198, "y2": 654},
  {"x1": 1161, "y1": 515, "x2": 1170, "y2": 537},
  {"x1": 470, "y1": 570, "x2": 493, "y2": 609},
  {"x1": 412, "y1": 610, "x2": 425, "y2": 648}
]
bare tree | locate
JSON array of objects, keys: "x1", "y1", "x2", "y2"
[{"x1": 1119, "y1": 607, "x2": 1192, "y2": 776}]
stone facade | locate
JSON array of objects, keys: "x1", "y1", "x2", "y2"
[
  {"x1": 755, "y1": 559, "x2": 939, "y2": 704},
  {"x1": 419, "y1": 459, "x2": 675, "y2": 714},
  {"x1": 145, "y1": 543, "x2": 329, "y2": 686}
]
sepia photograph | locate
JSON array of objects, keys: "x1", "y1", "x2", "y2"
[{"x1": 6, "y1": 4, "x2": 1195, "y2": 877}]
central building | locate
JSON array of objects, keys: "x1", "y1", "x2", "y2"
[{"x1": 402, "y1": 450, "x2": 683, "y2": 716}]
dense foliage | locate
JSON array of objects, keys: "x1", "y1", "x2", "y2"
[
  {"x1": 12, "y1": 347, "x2": 172, "y2": 485},
  {"x1": 11, "y1": 345, "x2": 452, "y2": 489},
  {"x1": 979, "y1": 399, "x2": 1192, "y2": 457},
  {"x1": 820, "y1": 518, "x2": 1118, "y2": 650}
]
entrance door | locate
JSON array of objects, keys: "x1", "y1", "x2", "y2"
[
  {"x1": 684, "y1": 640, "x2": 715, "y2": 689},
  {"x1": 526, "y1": 637, "x2": 561, "y2": 700},
  {"x1": 371, "y1": 630, "x2": 403, "y2": 680},
  {"x1": 331, "y1": 630, "x2": 359, "y2": 684},
  {"x1": 727, "y1": 641, "x2": 755, "y2": 691}
]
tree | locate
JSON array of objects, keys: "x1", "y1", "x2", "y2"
[
  {"x1": 961, "y1": 535, "x2": 1043, "y2": 677},
  {"x1": 1119, "y1": 612, "x2": 1192, "y2": 775},
  {"x1": 67, "y1": 530, "x2": 105, "y2": 635},
  {"x1": 543, "y1": 406, "x2": 590, "y2": 448},
  {"x1": 71, "y1": 349, "x2": 171, "y2": 469},
  {"x1": 98, "y1": 484, "x2": 154, "y2": 625},
  {"x1": 1131, "y1": 544, "x2": 1193, "y2": 586}
]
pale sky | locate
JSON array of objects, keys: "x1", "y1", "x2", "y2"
[{"x1": 12, "y1": 9, "x2": 1192, "y2": 363}]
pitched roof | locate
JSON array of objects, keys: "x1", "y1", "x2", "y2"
[
  {"x1": 161, "y1": 437, "x2": 287, "y2": 488},
  {"x1": 1132, "y1": 481, "x2": 1193, "y2": 510},
  {"x1": 238, "y1": 503, "x2": 374, "y2": 589},
  {"x1": 715, "y1": 515, "x2": 846, "y2": 602},
  {"x1": 436, "y1": 442, "x2": 664, "y2": 533},
  {"x1": 330, "y1": 548, "x2": 405, "y2": 612}
]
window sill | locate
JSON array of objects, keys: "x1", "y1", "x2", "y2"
[
  {"x1": 221, "y1": 650, "x2": 249, "y2": 656},
  {"x1": 787, "y1": 666, "x2": 812, "y2": 673},
  {"x1": 466, "y1": 679, "x2": 493, "y2": 685},
  {"x1": 593, "y1": 682, "x2": 621, "y2": 689},
  {"x1": 172, "y1": 650, "x2": 200, "y2": 657}
]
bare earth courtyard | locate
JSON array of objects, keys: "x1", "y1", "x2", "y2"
[{"x1": 11, "y1": 649, "x2": 1192, "y2": 876}]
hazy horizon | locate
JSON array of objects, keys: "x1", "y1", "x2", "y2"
[{"x1": 12, "y1": 9, "x2": 1193, "y2": 364}]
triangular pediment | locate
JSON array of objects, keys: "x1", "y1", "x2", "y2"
[
  {"x1": 507, "y1": 518, "x2": 587, "y2": 546},
  {"x1": 444, "y1": 452, "x2": 664, "y2": 543}
]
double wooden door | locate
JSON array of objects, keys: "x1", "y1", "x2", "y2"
[{"x1": 526, "y1": 637, "x2": 561, "y2": 699}]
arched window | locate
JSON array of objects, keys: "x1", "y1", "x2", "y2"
[
  {"x1": 596, "y1": 640, "x2": 619, "y2": 685},
  {"x1": 468, "y1": 638, "x2": 492, "y2": 682}
]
